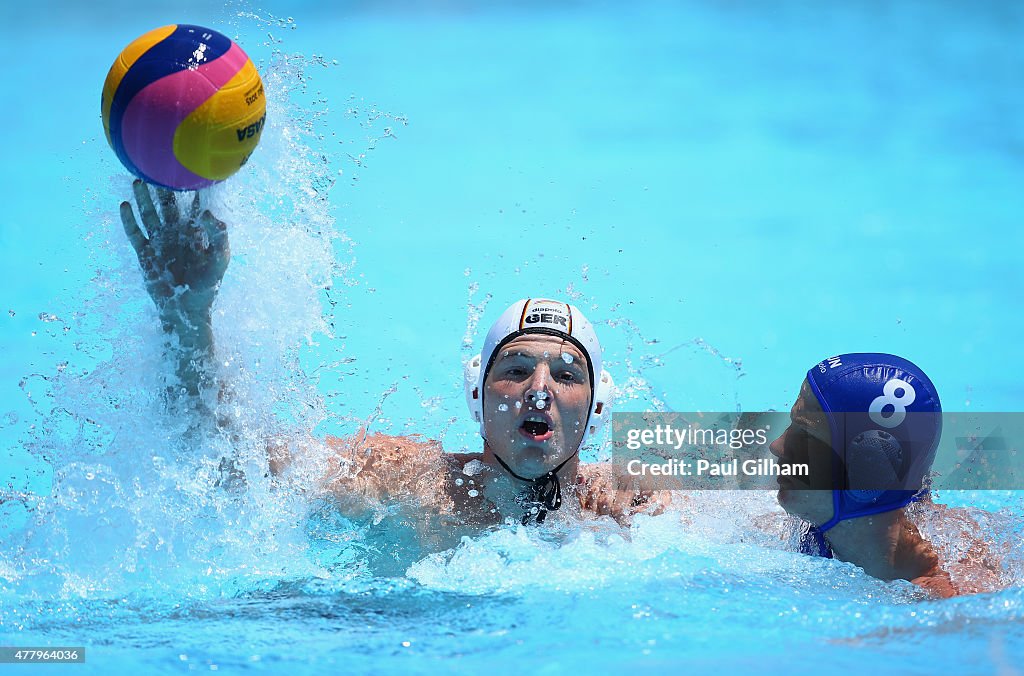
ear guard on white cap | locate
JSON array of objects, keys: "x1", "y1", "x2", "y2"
[
  {"x1": 584, "y1": 369, "x2": 615, "y2": 445},
  {"x1": 464, "y1": 353, "x2": 485, "y2": 423},
  {"x1": 464, "y1": 354, "x2": 615, "y2": 448}
]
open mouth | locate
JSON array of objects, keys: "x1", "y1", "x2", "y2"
[{"x1": 519, "y1": 414, "x2": 554, "y2": 442}]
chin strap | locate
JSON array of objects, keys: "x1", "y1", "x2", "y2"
[
  {"x1": 492, "y1": 451, "x2": 577, "y2": 525},
  {"x1": 799, "y1": 522, "x2": 834, "y2": 559}
]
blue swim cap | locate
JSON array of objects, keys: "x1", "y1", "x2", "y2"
[{"x1": 805, "y1": 353, "x2": 942, "y2": 532}]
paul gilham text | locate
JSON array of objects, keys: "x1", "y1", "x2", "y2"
[{"x1": 625, "y1": 458, "x2": 809, "y2": 477}]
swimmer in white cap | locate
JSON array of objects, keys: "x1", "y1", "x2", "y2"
[
  {"x1": 308, "y1": 297, "x2": 666, "y2": 528},
  {"x1": 121, "y1": 184, "x2": 664, "y2": 528},
  {"x1": 461, "y1": 297, "x2": 618, "y2": 524}
]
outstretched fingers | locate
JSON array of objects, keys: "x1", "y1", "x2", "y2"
[
  {"x1": 120, "y1": 201, "x2": 157, "y2": 275},
  {"x1": 200, "y1": 210, "x2": 229, "y2": 252},
  {"x1": 156, "y1": 187, "x2": 178, "y2": 226},
  {"x1": 120, "y1": 201, "x2": 148, "y2": 255},
  {"x1": 199, "y1": 210, "x2": 230, "y2": 276},
  {"x1": 188, "y1": 192, "x2": 202, "y2": 224},
  {"x1": 132, "y1": 180, "x2": 161, "y2": 236}
]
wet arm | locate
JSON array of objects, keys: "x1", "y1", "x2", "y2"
[
  {"x1": 577, "y1": 462, "x2": 674, "y2": 525},
  {"x1": 120, "y1": 180, "x2": 229, "y2": 411}
]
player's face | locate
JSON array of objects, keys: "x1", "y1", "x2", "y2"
[
  {"x1": 482, "y1": 335, "x2": 592, "y2": 477},
  {"x1": 770, "y1": 379, "x2": 836, "y2": 525}
]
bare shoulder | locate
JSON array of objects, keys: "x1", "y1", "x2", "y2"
[
  {"x1": 267, "y1": 431, "x2": 440, "y2": 478},
  {"x1": 326, "y1": 432, "x2": 445, "y2": 470},
  {"x1": 324, "y1": 432, "x2": 450, "y2": 502},
  {"x1": 268, "y1": 430, "x2": 458, "y2": 511},
  {"x1": 910, "y1": 569, "x2": 959, "y2": 599},
  {"x1": 906, "y1": 501, "x2": 1006, "y2": 596},
  {"x1": 576, "y1": 461, "x2": 606, "y2": 485}
]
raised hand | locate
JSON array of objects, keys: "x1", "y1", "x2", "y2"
[{"x1": 120, "y1": 180, "x2": 230, "y2": 336}]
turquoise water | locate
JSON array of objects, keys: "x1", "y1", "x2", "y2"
[{"x1": 2, "y1": 1, "x2": 1023, "y2": 673}]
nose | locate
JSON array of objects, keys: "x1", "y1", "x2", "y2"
[
  {"x1": 770, "y1": 429, "x2": 787, "y2": 458},
  {"x1": 525, "y1": 364, "x2": 551, "y2": 404}
]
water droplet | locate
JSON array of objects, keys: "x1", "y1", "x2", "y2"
[
  {"x1": 536, "y1": 400, "x2": 546, "y2": 409},
  {"x1": 468, "y1": 489, "x2": 479, "y2": 497},
  {"x1": 561, "y1": 353, "x2": 574, "y2": 363},
  {"x1": 498, "y1": 403, "x2": 508, "y2": 411},
  {"x1": 514, "y1": 401, "x2": 522, "y2": 410},
  {"x1": 454, "y1": 478, "x2": 464, "y2": 486},
  {"x1": 543, "y1": 351, "x2": 549, "y2": 358}
]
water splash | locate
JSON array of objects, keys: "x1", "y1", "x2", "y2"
[
  {"x1": 462, "y1": 280, "x2": 493, "y2": 354},
  {"x1": 1, "y1": 48, "x2": 373, "y2": 602}
]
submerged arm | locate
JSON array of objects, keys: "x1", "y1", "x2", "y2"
[{"x1": 577, "y1": 462, "x2": 674, "y2": 525}]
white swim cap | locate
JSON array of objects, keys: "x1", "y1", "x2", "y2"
[{"x1": 464, "y1": 298, "x2": 614, "y2": 447}]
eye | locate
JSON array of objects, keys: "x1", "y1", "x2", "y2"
[{"x1": 555, "y1": 370, "x2": 580, "y2": 383}]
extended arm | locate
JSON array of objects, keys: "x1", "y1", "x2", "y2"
[{"x1": 120, "y1": 180, "x2": 229, "y2": 408}]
